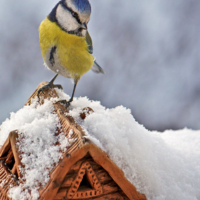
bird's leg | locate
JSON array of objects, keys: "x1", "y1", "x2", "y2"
[
  {"x1": 37, "y1": 74, "x2": 63, "y2": 97},
  {"x1": 58, "y1": 79, "x2": 78, "y2": 108},
  {"x1": 68, "y1": 79, "x2": 78, "y2": 103}
]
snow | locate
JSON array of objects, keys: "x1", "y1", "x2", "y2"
[
  {"x1": 67, "y1": 97, "x2": 200, "y2": 200},
  {"x1": 0, "y1": 90, "x2": 200, "y2": 199},
  {"x1": 0, "y1": 98, "x2": 72, "y2": 200}
]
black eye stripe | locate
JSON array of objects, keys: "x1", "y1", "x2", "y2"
[{"x1": 61, "y1": 1, "x2": 82, "y2": 25}]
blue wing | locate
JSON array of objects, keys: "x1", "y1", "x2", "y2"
[{"x1": 85, "y1": 31, "x2": 105, "y2": 74}]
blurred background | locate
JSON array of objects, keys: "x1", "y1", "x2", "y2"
[{"x1": 0, "y1": 0, "x2": 200, "y2": 131}]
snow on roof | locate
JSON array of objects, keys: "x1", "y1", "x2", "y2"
[
  {"x1": 0, "y1": 88, "x2": 200, "y2": 200},
  {"x1": 0, "y1": 98, "x2": 71, "y2": 199}
]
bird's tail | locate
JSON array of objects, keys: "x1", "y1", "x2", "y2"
[{"x1": 91, "y1": 60, "x2": 105, "y2": 74}]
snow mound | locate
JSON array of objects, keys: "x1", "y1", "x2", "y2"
[
  {"x1": 58, "y1": 89, "x2": 200, "y2": 200},
  {"x1": 0, "y1": 90, "x2": 200, "y2": 200},
  {"x1": 0, "y1": 98, "x2": 71, "y2": 200}
]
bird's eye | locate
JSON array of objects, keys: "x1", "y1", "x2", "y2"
[
  {"x1": 72, "y1": 12, "x2": 79, "y2": 19},
  {"x1": 70, "y1": 11, "x2": 81, "y2": 24}
]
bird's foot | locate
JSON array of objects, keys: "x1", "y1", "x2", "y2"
[
  {"x1": 58, "y1": 100, "x2": 71, "y2": 109},
  {"x1": 37, "y1": 82, "x2": 63, "y2": 98}
]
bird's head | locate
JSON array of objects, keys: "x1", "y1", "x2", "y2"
[{"x1": 49, "y1": 0, "x2": 91, "y2": 36}]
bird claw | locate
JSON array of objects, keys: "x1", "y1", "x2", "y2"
[
  {"x1": 37, "y1": 85, "x2": 48, "y2": 98},
  {"x1": 37, "y1": 83, "x2": 63, "y2": 98},
  {"x1": 53, "y1": 84, "x2": 63, "y2": 90},
  {"x1": 58, "y1": 100, "x2": 71, "y2": 109}
]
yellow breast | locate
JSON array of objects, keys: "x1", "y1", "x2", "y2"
[{"x1": 39, "y1": 17, "x2": 94, "y2": 79}]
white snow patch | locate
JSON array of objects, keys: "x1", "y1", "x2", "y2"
[
  {"x1": 0, "y1": 98, "x2": 71, "y2": 200},
  {"x1": 68, "y1": 96, "x2": 200, "y2": 200},
  {"x1": 0, "y1": 91, "x2": 200, "y2": 200},
  {"x1": 58, "y1": 129, "x2": 76, "y2": 152}
]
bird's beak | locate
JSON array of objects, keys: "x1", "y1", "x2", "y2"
[{"x1": 81, "y1": 23, "x2": 87, "y2": 30}]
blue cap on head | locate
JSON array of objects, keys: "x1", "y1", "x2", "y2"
[{"x1": 72, "y1": 0, "x2": 91, "y2": 14}]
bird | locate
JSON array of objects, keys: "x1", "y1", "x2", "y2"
[{"x1": 38, "y1": 0, "x2": 104, "y2": 107}]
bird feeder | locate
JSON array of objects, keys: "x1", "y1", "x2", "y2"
[{"x1": 0, "y1": 82, "x2": 146, "y2": 200}]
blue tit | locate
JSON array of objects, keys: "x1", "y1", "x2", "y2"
[{"x1": 38, "y1": 0, "x2": 104, "y2": 106}]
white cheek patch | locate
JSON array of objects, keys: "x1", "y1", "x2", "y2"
[
  {"x1": 81, "y1": 29, "x2": 87, "y2": 37},
  {"x1": 56, "y1": 4, "x2": 79, "y2": 31}
]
